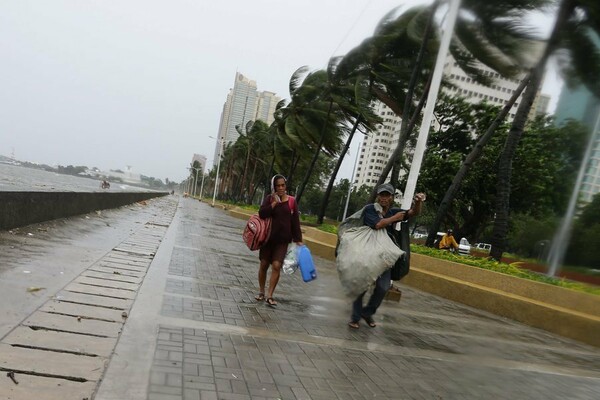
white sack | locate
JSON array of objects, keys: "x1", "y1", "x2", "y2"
[{"x1": 336, "y1": 225, "x2": 404, "y2": 298}]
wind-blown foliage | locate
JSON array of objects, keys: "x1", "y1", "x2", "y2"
[{"x1": 490, "y1": 0, "x2": 600, "y2": 260}]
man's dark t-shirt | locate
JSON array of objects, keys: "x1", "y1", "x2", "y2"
[{"x1": 363, "y1": 204, "x2": 407, "y2": 237}]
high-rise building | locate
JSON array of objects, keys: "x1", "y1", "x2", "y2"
[
  {"x1": 213, "y1": 73, "x2": 281, "y2": 166},
  {"x1": 354, "y1": 102, "x2": 401, "y2": 187},
  {"x1": 255, "y1": 91, "x2": 279, "y2": 125},
  {"x1": 191, "y1": 154, "x2": 207, "y2": 173},
  {"x1": 353, "y1": 53, "x2": 544, "y2": 189},
  {"x1": 535, "y1": 94, "x2": 551, "y2": 117},
  {"x1": 554, "y1": 85, "x2": 600, "y2": 203}
]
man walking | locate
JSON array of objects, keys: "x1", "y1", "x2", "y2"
[{"x1": 349, "y1": 183, "x2": 425, "y2": 329}]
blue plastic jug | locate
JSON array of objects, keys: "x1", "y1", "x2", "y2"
[{"x1": 297, "y1": 245, "x2": 317, "y2": 282}]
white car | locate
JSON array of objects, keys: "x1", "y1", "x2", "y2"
[
  {"x1": 458, "y1": 238, "x2": 471, "y2": 256},
  {"x1": 474, "y1": 243, "x2": 492, "y2": 252}
]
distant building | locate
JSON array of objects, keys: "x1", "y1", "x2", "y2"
[
  {"x1": 554, "y1": 85, "x2": 600, "y2": 203},
  {"x1": 535, "y1": 94, "x2": 551, "y2": 117},
  {"x1": 213, "y1": 72, "x2": 281, "y2": 166},
  {"x1": 354, "y1": 101, "x2": 401, "y2": 187},
  {"x1": 191, "y1": 154, "x2": 207, "y2": 173}
]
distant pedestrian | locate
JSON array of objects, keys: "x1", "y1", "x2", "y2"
[
  {"x1": 348, "y1": 183, "x2": 425, "y2": 329},
  {"x1": 439, "y1": 229, "x2": 459, "y2": 252},
  {"x1": 255, "y1": 175, "x2": 302, "y2": 307}
]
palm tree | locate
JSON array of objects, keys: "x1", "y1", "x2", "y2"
[
  {"x1": 245, "y1": 120, "x2": 272, "y2": 203},
  {"x1": 371, "y1": 0, "x2": 549, "y2": 195},
  {"x1": 293, "y1": 65, "x2": 347, "y2": 204},
  {"x1": 425, "y1": 76, "x2": 530, "y2": 246},
  {"x1": 269, "y1": 76, "x2": 313, "y2": 191},
  {"x1": 316, "y1": 73, "x2": 381, "y2": 224},
  {"x1": 490, "y1": 0, "x2": 600, "y2": 260},
  {"x1": 234, "y1": 120, "x2": 255, "y2": 202}
]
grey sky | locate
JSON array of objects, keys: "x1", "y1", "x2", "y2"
[{"x1": 1, "y1": 0, "x2": 560, "y2": 183}]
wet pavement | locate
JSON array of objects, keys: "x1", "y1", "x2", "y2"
[{"x1": 1, "y1": 196, "x2": 600, "y2": 399}]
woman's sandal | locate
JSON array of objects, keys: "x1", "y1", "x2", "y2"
[
  {"x1": 348, "y1": 321, "x2": 360, "y2": 329},
  {"x1": 255, "y1": 293, "x2": 265, "y2": 301},
  {"x1": 265, "y1": 297, "x2": 277, "y2": 307}
]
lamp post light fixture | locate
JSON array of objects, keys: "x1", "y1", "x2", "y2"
[{"x1": 209, "y1": 136, "x2": 225, "y2": 207}]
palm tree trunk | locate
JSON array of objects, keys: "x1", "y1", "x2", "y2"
[
  {"x1": 425, "y1": 76, "x2": 530, "y2": 246},
  {"x1": 240, "y1": 138, "x2": 252, "y2": 202},
  {"x1": 286, "y1": 149, "x2": 297, "y2": 192},
  {"x1": 489, "y1": 0, "x2": 574, "y2": 260},
  {"x1": 316, "y1": 115, "x2": 363, "y2": 224},
  {"x1": 247, "y1": 156, "x2": 258, "y2": 204},
  {"x1": 295, "y1": 100, "x2": 335, "y2": 204}
]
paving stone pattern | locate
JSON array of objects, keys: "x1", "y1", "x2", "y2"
[
  {"x1": 148, "y1": 201, "x2": 600, "y2": 400},
  {"x1": 0, "y1": 197, "x2": 178, "y2": 400}
]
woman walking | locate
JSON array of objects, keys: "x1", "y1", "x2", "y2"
[{"x1": 256, "y1": 175, "x2": 302, "y2": 307}]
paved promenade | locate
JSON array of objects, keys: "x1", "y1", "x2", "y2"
[{"x1": 2, "y1": 196, "x2": 600, "y2": 399}]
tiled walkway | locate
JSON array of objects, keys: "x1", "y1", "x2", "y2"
[{"x1": 145, "y1": 199, "x2": 600, "y2": 400}]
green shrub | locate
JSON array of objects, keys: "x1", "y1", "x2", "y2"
[{"x1": 411, "y1": 244, "x2": 600, "y2": 296}]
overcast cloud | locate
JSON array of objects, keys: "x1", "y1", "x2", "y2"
[{"x1": 1, "y1": 0, "x2": 559, "y2": 182}]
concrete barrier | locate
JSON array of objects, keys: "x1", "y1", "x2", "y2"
[
  {"x1": 403, "y1": 257, "x2": 600, "y2": 348},
  {"x1": 227, "y1": 206, "x2": 600, "y2": 347},
  {"x1": 0, "y1": 191, "x2": 168, "y2": 230}
]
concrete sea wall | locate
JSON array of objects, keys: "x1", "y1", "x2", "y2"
[{"x1": 0, "y1": 191, "x2": 168, "y2": 230}]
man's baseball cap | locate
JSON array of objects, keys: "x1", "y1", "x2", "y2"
[{"x1": 376, "y1": 183, "x2": 395, "y2": 195}]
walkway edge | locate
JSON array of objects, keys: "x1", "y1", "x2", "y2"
[{"x1": 94, "y1": 200, "x2": 181, "y2": 400}]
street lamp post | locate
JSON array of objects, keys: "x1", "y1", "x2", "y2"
[
  {"x1": 189, "y1": 166, "x2": 201, "y2": 198},
  {"x1": 342, "y1": 146, "x2": 361, "y2": 221},
  {"x1": 209, "y1": 136, "x2": 224, "y2": 207},
  {"x1": 199, "y1": 168, "x2": 206, "y2": 200}
]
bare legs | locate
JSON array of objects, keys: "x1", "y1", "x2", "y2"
[
  {"x1": 258, "y1": 259, "x2": 269, "y2": 295},
  {"x1": 258, "y1": 259, "x2": 282, "y2": 305},
  {"x1": 266, "y1": 261, "x2": 281, "y2": 300}
]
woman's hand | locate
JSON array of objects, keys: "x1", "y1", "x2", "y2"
[{"x1": 271, "y1": 193, "x2": 281, "y2": 207}]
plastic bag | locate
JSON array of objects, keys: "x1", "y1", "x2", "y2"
[
  {"x1": 282, "y1": 242, "x2": 299, "y2": 275},
  {"x1": 336, "y1": 225, "x2": 404, "y2": 298}
]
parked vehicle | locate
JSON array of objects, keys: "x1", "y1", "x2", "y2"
[
  {"x1": 474, "y1": 243, "x2": 492, "y2": 252},
  {"x1": 458, "y1": 237, "x2": 471, "y2": 256}
]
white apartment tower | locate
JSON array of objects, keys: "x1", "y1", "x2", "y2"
[
  {"x1": 191, "y1": 154, "x2": 207, "y2": 174},
  {"x1": 213, "y1": 73, "x2": 281, "y2": 166},
  {"x1": 353, "y1": 54, "x2": 542, "y2": 188},
  {"x1": 354, "y1": 102, "x2": 401, "y2": 187}
]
